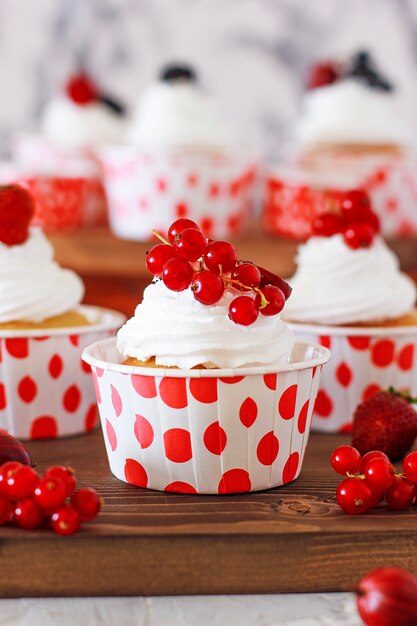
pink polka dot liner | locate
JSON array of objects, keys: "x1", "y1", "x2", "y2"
[
  {"x1": 0, "y1": 307, "x2": 125, "y2": 440},
  {"x1": 82, "y1": 338, "x2": 330, "y2": 495},
  {"x1": 287, "y1": 322, "x2": 417, "y2": 434}
]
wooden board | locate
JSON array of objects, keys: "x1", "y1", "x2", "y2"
[{"x1": 2, "y1": 431, "x2": 417, "y2": 598}]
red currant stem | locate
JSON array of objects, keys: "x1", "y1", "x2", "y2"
[
  {"x1": 151, "y1": 230, "x2": 171, "y2": 246},
  {"x1": 346, "y1": 472, "x2": 366, "y2": 479},
  {"x1": 222, "y1": 276, "x2": 269, "y2": 308}
]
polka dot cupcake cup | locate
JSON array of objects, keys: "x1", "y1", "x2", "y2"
[
  {"x1": 0, "y1": 307, "x2": 125, "y2": 440},
  {"x1": 97, "y1": 146, "x2": 257, "y2": 241},
  {"x1": 82, "y1": 338, "x2": 330, "y2": 494},
  {"x1": 287, "y1": 322, "x2": 417, "y2": 433}
]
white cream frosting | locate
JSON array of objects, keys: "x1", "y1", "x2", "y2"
[
  {"x1": 127, "y1": 82, "x2": 236, "y2": 150},
  {"x1": 283, "y1": 235, "x2": 416, "y2": 325},
  {"x1": 117, "y1": 280, "x2": 295, "y2": 369},
  {"x1": 295, "y1": 80, "x2": 411, "y2": 146},
  {"x1": 41, "y1": 97, "x2": 126, "y2": 148},
  {"x1": 0, "y1": 228, "x2": 85, "y2": 323}
]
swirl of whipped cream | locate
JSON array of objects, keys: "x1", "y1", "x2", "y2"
[
  {"x1": 117, "y1": 280, "x2": 295, "y2": 369},
  {"x1": 295, "y1": 80, "x2": 412, "y2": 146},
  {"x1": 283, "y1": 235, "x2": 416, "y2": 325},
  {"x1": 0, "y1": 228, "x2": 85, "y2": 323},
  {"x1": 127, "y1": 82, "x2": 237, "y2": 150},
  {"x1": 41, "y1": 98, "x2": 126, "y2": 148}
]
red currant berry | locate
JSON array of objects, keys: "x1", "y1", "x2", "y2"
[
  {"x1": 0, "y1": 461, "x2": 22, "y2": 493},
  {"x1": 173, "y1": 228, "x2": 207, "y2": 262},
  {"x1": 34, "y1": 476, "x2": 67, "y2": 512},
  {"x1": 4, "y1": 465, "x2": 39, "y2": 500},
  {"x1": 385, "y1": 477, "x2": 416, "y2": 511},
  {"x1": 162, "y1": 258, "x2": 194, "y2": 291},
  {"x1": 336, "y1": 477, "x2": 373, "y2": 515},
  {"x1": 71, "y1": 488, "x2": 101, "y2": 522},
  {"x1": 44, "y1": 466, "x2": 76, "y2": 497},
  {"x1": 232, "y1": 262, "x2": 261, "y2": 289},
  {"x1": 51, "y1": 505, "x2": 81, "y2": 536},
  {"x1": 14, "y1": 498, "x2": 44, "y2": 529},
  {"x1": 312, "y1": 213, "x2": 344, "y2": 237},
  {"x1": 204, "y1": 240, "x2": 237, "y2": 274},
  {"x1": 255, "y1": 285, "x2": 285, "y2": 316},
  {"x1": 229, "y1": 296, "x2": 259, "y2": 326},
  {"x1": 191, "y1": 271, "x2": 225, "y2": 305},
  {"x1": 403, "y1": 451, "x2": 417, "y2": 483},
  {"x1": 366, "y1": 210, "x2": 380, "y2": 234},
  {"x1": 0, "y1": 494, "x2": 11, "y2": 525},
  {"x1": 359, "y1": 451, "x2": 390, "y2": 475},
  {"x1": 344, "y1": 221, "x2": 375, "y2": 249},
  {"x1": 257, "y1": 266, "x2": 292, "y2": 300},
  {"x1": 308, "y1": 62, "x2": 339, "y2": 89},
  {"x1": 363, "y1": 457, "x2": 395, "y2": 494},
  {"x1": 146, "y1": 244, "x2": 175, "y2": 276},
  {"x1": 168, "y1": 218, "x2": 200, "y2": 244},
  {"x1": 66, "y1": 74, "x2": 98, "y2": 105},
  {"x1": 341, "y1": 190, "x2": 371, "y2": 222},
  {"x1": 330, "y1": 445, "x2": 361, "y2": 476}
]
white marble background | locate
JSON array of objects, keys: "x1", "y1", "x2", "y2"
[{"x1": 1, "y1": 0, "x2": 417, "y2": 159}]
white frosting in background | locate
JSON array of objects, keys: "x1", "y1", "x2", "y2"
[
  {"x1": 295, "y1": 80, "x2": 411, "y2": 146},
  {"x1": 0, "y1": 228, "x2": 85, "y2": 323},
  {"x1": 41, "y1": 97, "x2": 126, "y2": 148},
  {"x1": 128, "y1": 82, "x2": 237, "y2": 150},
  {"x1": 283, "y1": 235, "x2": 416, "y2": 325},
  {"x1": 117, "y1": 280, "x2": 295, "y2": 369}
]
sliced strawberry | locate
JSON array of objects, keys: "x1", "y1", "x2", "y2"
[
  {"x1": 0, "y1": 185, "x2": 35, "y2": 246},
  {"x1": 256, "y1": 265, "x2": 292, "y2": 300}
]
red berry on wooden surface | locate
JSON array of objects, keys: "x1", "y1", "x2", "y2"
[
  {"x1": 51, "y1": 505, "x2": 81, "y2": 536},
  {"x1": 4, "y1": 465, "x2": 39, "y2": 500},
  {"x1": 385, "y1": 477, "x2": 415, "y2": 511},
  {"x1": 14, "y1": 498, "x2": 44, "y2": 529},
  {"x1": 191, "y1": 271, "x2": 225, "y2": 305},
  {"x1": 330, "y1": 445, "x2": 361, "y2": 476},
  {"x1": 44, "y1": 466, "x2": 76, "y2": 497},
  {"x1": 359, "y1": 451, "x2": 390, "y2": 475},
  {"x1": 363, "y1": 457, "x2": 395, "y2": 494},
  {"x1": 402, "y1": 451, "x2": 417, "y2": 483},
  {"x1": 229, "y1": 296, "x2": 259, "y2": 326},
  {"x1": 336, "y1": 477, "x2": 373, "y2": 515},
  {"x1": 146, "y1": 244, "x2": 175, "y2": 276},
  {"x1": 34, "y1": 476, "x2": 67, "y2": 512},
  {"x1": 162, "y1": 258, "x2": 194, "y2": 291},
  {"x1": 0, "y1": 494, "x2": 11, "y2": 525},
  {"x1": 71, "y1": 488, "x2": 101, "y2": 522},
  {"x1": 356, "y1": 567, "x2": 417, "y2": 626}
]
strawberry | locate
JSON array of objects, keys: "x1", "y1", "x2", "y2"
[
  {"x1": 307, "y1": 61, "x2": 340, "y2": 89},
  {"x1": 0, "y1": 185, "x2": 34, "y2": 246},
  {"x1": 352, "y1": 390, "x2": 417, "y2": 461}
]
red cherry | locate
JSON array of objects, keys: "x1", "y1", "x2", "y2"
[
  {"x1": 204, "y1": 240, "x2": 237, "y2": 274},
  {"x1": 0, "y1": 461, "x2": 23, "y2": 494},
  {"x1": 173, "y1": 228, "x2": 208, "y2": 262},
  {"x1": 257, "y1": 266, "x2": 292, "y2": 300},
  {"x1": 402, "y1": 451, "x2": 417, "y2": 483},
  {"x1": 359, "y1": 451, "x2": 389, "y2": 475},
  {"x1": 307, "y1": 62, "x2": 339, "y2": 89},
  {"x1": 344, "y1": 221, "x2": 375, "y2": 249},
  {"x1": 231, "y1": 262, "x2": 261, "y2": 289},
  {"x1": 146, "y1": 244, "x2": 175, "y2": 276},
  {"x1": 341, "y1": 189, "x2": 371, "y2": 221},
  {"x1": 385, "y1": 477, "x2": 416, "y2": 511},
  {"x1": 229, "y1": 296, "x2": 259, "y2": 326},
  {"x1": 14, "y1": 498, "x2": 44, "y2": 529},
  {"x1": 51, "y1": 505, "x2": 81, "y2": 536},
  {"x1": 363, "y1": 457, "x2": 395, "y2": 494},
  {"x1": 66, "y1": 73, "x2": 98, "y2": 105},
  {"x1": 336, "y1": 477, "x2": 373, "y2": 515},
  {"x1": 0, "y1": 431, "x2": 33, "y2": 467},
  {"x1": 330, "y1": 445, "x2": 361, "y2": 476},
  {"x1": 0, "y1": 494, "x2": 11, "y2": 525},
  {"x1": 34, "y1": 476, "x2": 67, "y2": 512},
  {"x1": 71, "y1": 488, "x2": 101, "y2": 522},
  {"x1": 191, "y1": 271, "x2": 225, "y2": 305},
  {"x1": 312, "y1": 213, "x2": 345, "y2": 237},
  {"x1": 255, "y1": 285, "x2": 285, "y2": 316},
  {"x1": 162, "y1": 258, "x2": 194, "y2": 291},
  {"x1": 356, "y1": 567, "x2": 417, "y2": 626},
  {"x1": 44, "y1": 466, "x2": 76, "y2": 497},
  {"x1": 168, "y1": 218, "x2": 200, "y2": 244},
  {"x1": 4, "y1": 465, "x2": 39, "y2": 500}
]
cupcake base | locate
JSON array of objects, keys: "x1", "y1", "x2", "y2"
[
  {"x1": 0, "y1": 310, "x2": 91, "y2": 330},
  {"x1": 122, "y1": 356, "x2": 206, "y2": 369}
]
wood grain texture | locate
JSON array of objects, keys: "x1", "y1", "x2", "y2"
[{"x1": 1, "y1": 431, "x2": 416, "y2": 598}]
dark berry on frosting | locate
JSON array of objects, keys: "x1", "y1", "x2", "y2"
[
  {"x1": 349, "y1": 51, "x2": 393, "y2": 92},
  {"x1": 160, "y1": 64, "x2": 197, "y2": 83}
]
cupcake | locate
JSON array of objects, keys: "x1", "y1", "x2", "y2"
[
  {"x1": 12, "y1": 73, "x2": 126, "y2": 231},
  {"x1": 0, "y1": 185, "x2": 125, "y2": 439},
  {"x1": 264, "y1": 51, "x2": 417, "y2": 239},
  {"x1": 282, "y1": 190, "x2": 417, "y2": 433},
  {"x1": 83, "y1": 218, "x2": 330, "y2": 494},
  {"x1": 98, "y1": 63, "x2": 257, "y2": 241}
]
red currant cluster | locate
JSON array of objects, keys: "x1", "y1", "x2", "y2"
[
  {"x1": 312, "y1": 189, "x2": 381, "y2": 250},
  {"x1": 146, "y1": 218, "x2": 292, "y2": 326},
  {"x1": 331, "y1": 445, "x2": 417, "y2": 515},
  {"x1": 0, "y1": 461, "x2": 101, "y2": 535}
]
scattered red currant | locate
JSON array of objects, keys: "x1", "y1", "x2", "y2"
[
  {"x1": 4, "y1": 465, "x2": 39, "y2": 500},
  {"x1": 173, "y1": 228, "x2": 207, "y2": 262},
  {"x1": 146, "y1": 244, "x2": 176, "y2": 276},
  {"x1": 71, "y1": 488, "x2": 101, "y2": 522},
  {"x1": 0, "y1": 461, "x2": 22, "y2": 493},
  {"x1": 330, "y1": 445, "x2": 361, "y2": 476},
  {"x1": 385, "y1": 477, "x2": 416, "y2": 511},
  {"x1": 308, "y1": 62, "x2": 339, "y2": 89},
  {"x1": 191, "y1": 271, "x2": 225, "y2": 305},
  {"x1": 255, "y1": 285, "x2": 285, "y2": 316},
  {"x1": 162, "y1": 258, "x2": 194, "y2": 291},
  {"x1": 14, "y1": 498, "x2": 44, "y2": 529},
  {"x1": 51, "y1": 505, "x2": 81, "y2": 536},
  {"x1": 363, "y1": 457, "x2": 395, "y2": 494},
  {"x1": 359, "y1": 451, "x2": 389, "y2": 474},
  {"x1": 204, "y1": 240, "x2": 237, "y2": 273},
  {"x1": 168, "y1": 218, "x2": 200, "y2": 244},
  {"x1": 312, "y1": 213, "x2": 345, "y2": 237},
  {"x1": 344, "y1": 221, "x2": 375, "y2": 249},
  {"x1": 44, "y1": 466, "x2": 76, "y2": 497},
  {"x1": 402, "y1": 451, "x2": 417, "y2": 483},
  {"x1": 0, "y1": 494, "x2": 11, "y2": 525},
  {"x1": 341, "y1": 190, "x2": 371, "y2": 221},
  {"x1": 34, "y1": 476, "x2": 67, "y2": 512},
  {"x1": 229, "y1": 296, "x2": 259, "y2": 326},
  {"x1": 232, "y1": 262, "x2": 261, "y2": 289},
  {"x1": 336, "y1": 477, "x2": 373, "y2": 515}
]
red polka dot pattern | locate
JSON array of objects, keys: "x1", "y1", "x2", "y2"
[
  {"x1": 298, "y1": 400, "x2": 309, "y2": 435},
  {"x1": 163, "y1": 428, "x2": 192, "y2": 463},
  {"x1": 263, "y1": 373, "x2": 277, "y2": 390},
  {"x1": 106, "y1": 419, "x2": 117, "y2": 452},
  {"x1": 256, "y1": 432, "x2": 279, "y2": 466},
  {"x1": 203, "y1": 421, "x2": 227, "y2": 455},
  {"x1": 131, "y1": 375, "x2": 157, "y2": 398},
  {"x1": 347, "y1": 336, "x2": 370, "y2": 350},
  {"x1": 69, "y1": 335, "x2": 79, "y2": 347},
  {"x1": 63, "y1": 385, "x2": 81, "y2": 413},
  {"x1": 219, "y1": 376, "x2": 244, "y2": 384},
  {"x1": 18, "y1": 376, "x2": 37, "y2": 404},
  {"x1": 282, "y1": 452, "x2": 300, "y2": 484},
  {"x1": 124, "y1": 459, "x2": 148, "y2": 488},
  {"x1": 372, "y1": 339, "x2": 395, "y2": 368},
  {"x1": 85, "y1": 404, "x2": 99, "y2": 431},
  {"x1": 319, "y1": 336, "x2": 331, "y2": 349},
  {"x1": 30, "y1": 416, "x2": 58, "y2": 439},
  {"x1": 239, "y1": 397, "x2": 258, "y2": 428},
  {"x1": 279, "y1": 385, "x2": 297, "y2": 420},
  {"x1": 189, "y1": 378, "x2": 217, "y2": 403},
  {"x1": 339, "y1": 423, "x2": 353, "y2": 434},
  {"x1": 0, "y1": 384, "x2": 6, "y2": 410},
  {"x1": 134, "y1": 414, "x2": 154, "y2": 449},
  {"x1": 159, "y1": 378, "x2": 188, "y2": 409},
  {"x1": 398, "y1": 344, "x2": 414, "y2": 371},
  {"x1": 48, "y1": 354, "x2": 63, "y2": 379},
  {"x1": 111, "y1": 384, "x2": 123, "y2": 417},
  {"x1": 362, "y1": 383, "x2": 382, "y2": 401},
  {"x1": 336, "y1": 362, "x2": 352, "y2": 388},
  {"x1": 164, "y1": 482, "x2": 197, "y2": 494},
  {"x1": 5, "y1": 338, "x2": 29, "y2": 359},
  {"x1": 218, "y1": 469, "x2": 251, "y2": 494},
  {"x1": 314, "y1": 390, "x2": 333, "y2": 418}
]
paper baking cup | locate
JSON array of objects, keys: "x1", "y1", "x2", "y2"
[
  {"x1": 263, "y1": 153, "x2": 417, "y2": 239},
  {"x1": 82, "y1": 338, "x2": 330, "y2": 494},
  {"x1": 287, "y1": 321, "x2": 417, "y2": 433},
  {"x1": 98, "y1": 146, "x2": 258, "y2": 241},
  {"x1": 0, "y1": 307, "x2": 125, "y2": 440}
]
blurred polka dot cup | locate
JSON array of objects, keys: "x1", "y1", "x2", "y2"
[
  {"x1": 82, "y1": 338, "x2": 330, "y2": 494},
  {"x1": 287, "y1": 322, "x2": 417, "y2": 433},
  {"x1": 0, "y1": 307, "x2": 125, "y2": 440},
  {"x1": 97, "y1": 146, "x2": 258, "y2": 241}
]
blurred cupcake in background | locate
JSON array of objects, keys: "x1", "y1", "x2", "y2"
[
  {"x1": 9, "y1": 73, "x2": 126, "y2": 231},
  {"x1": 264, "y1": 51, "x2": 417, "y2": 240},
  {"x1": 99, "y1": 63, "x2": 257, "y2": 242}
]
